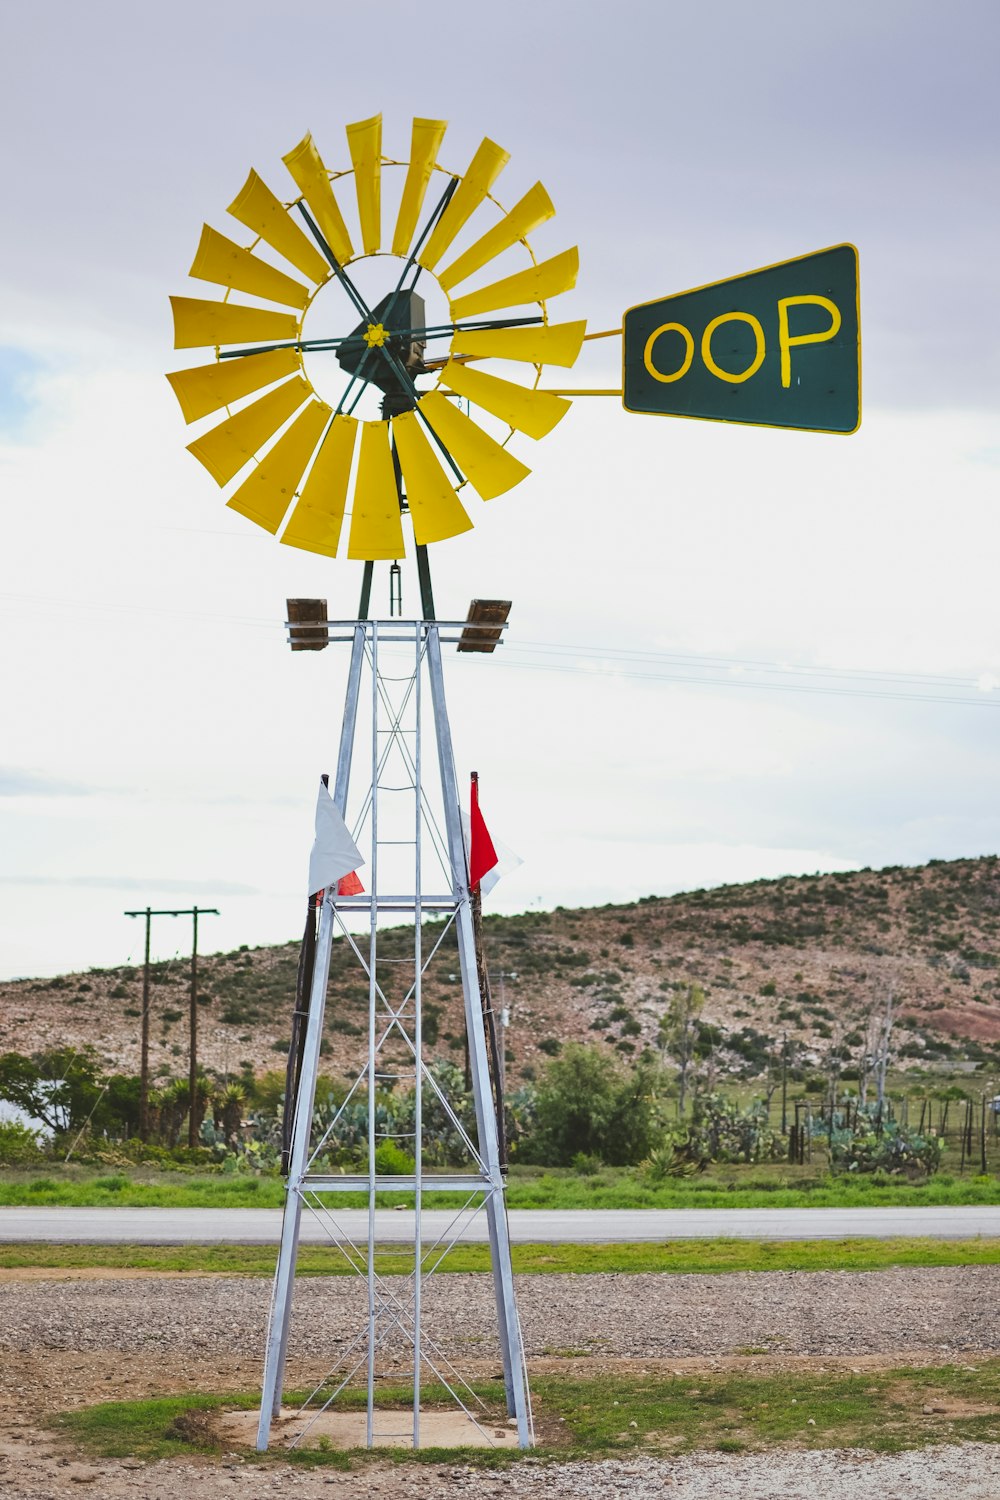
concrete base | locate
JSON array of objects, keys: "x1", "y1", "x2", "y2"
[{"x1": 222, "y1": 1407, "x2": 519, "y2": 1451}]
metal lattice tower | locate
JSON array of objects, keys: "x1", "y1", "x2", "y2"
[{"x1": 257, "y1": 614, "x2": 530, "y2": 1452}]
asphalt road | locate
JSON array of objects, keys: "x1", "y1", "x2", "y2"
[{"x1": 1, "y1": 1205, "x2": 998, "y2": 1243}]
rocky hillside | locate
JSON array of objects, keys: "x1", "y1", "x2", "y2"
[{"x1": 1, "y1": 856, "x2": 998, "y2": 1088}]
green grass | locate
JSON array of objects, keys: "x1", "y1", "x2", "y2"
[
  {"x1": 3, "y1": 1162, "x2": 1000, "y2": 1210},
  {"x1": 57, "y1": 1361, "x2": 1000, "y2": 1465},
  {"x1": 6, "y1": 1235, "x2": 1000, "y2": 1278}
]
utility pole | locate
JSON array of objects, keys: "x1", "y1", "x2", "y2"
[
  {"x1": 125, "y1": 904, "x2": 219, "y2": 1146},
  {"x1": 188, "y1": 906, "x2": 219, "y2": 1147},
  {"x1": 125, "y1": 907, "x2": 152, "y2": 1140}
]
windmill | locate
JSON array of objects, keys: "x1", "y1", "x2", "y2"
[{"x1": 168, "y1": 113, "x2": 860, "y2": 1454}]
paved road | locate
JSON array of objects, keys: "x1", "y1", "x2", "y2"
[{"x1": 1, "y1": 1205, "x2": 998, "y2": 1243}]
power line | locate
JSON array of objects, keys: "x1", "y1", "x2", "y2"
[
  {"x1": 491, "y1": 652, "x2": 1000, "y2": 710},
  {"x1": 4, "y1": 587, "x2": 997, "y2": 708}
]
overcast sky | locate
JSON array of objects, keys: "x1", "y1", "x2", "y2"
[{"x1": 1, "y1": 0, "x2": 998, "y2": 979}]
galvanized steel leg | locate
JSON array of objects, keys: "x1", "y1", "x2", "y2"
[
  {"x1": 257, "y1": 897, "x2": 336, "y2": 1448},
  {"x1": 256, "y1": 625, "x2": 367, "y2": 1451},
  {"x1": 425, "y1": 625, "x2": 531, "y2": 1447}
]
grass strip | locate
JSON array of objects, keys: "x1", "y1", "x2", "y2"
[
  {"x1": 6, "y1": 1235, "x2": 1000, "y2": 1277},
  {"x1": 3, "y1": 1168, "x2": 1000, "y2": 1210},
  {"x1": 57, "y1": 1361, "x2": 1000, "y2": 1465}
]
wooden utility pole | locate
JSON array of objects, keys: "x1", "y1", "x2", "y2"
[
  {"x1": 125, "y1": 904, "x2": 218, "y2": 1146},
  {"x1": 187, "y1": 906, "x2": 219, "y2": 1147}
]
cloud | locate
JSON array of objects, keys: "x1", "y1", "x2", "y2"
[
  {"x1": 0, "y1": 875, "x2": 258, "y2": 896},
  {"x1": 0, "y1": 769, "x2": 93, "y2": 798}
]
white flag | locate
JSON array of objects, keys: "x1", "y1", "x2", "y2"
[
  {"x1": 307, "y1": 781, "x2": 364, "y2": 897},
  {"x1": 460, "y1": 809, "x2": 522, "y2": 898}
]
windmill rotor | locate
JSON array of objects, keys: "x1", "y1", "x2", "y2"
[{"x1": 168, "y1": 115, "x2": 586, "y2": 564}]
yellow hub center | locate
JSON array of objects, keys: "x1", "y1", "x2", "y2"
[{"x1": 363, "y1": 323, "x2": 387, "y2": 348}]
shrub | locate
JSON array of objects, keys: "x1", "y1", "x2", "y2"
[
  {"x1": 0, "y1": 1118, "x2": 47, "y2": 1165},
  {"x1": 685, "y1": 1094, "x2": 784, "y2": 1165},
  {"x1": 643, "y1": 1141, "x2": 703, "y2": 1180},
  {"x1": 570, "y1": 1151, "x2": 601, "y2": 1176},
  {"x1": 827, "y1": 1111, "x2": 943, "y2": 1178},
  {"x1": 523, "y1": 1044, "x2": 659, "y2": 1167},
  {"x1": 374, "y1": 1139, "x2": 415, "y2": 1176}
]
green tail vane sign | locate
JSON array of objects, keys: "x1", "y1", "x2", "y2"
[{"x1": 623, "y1": 244, "x2": 860, "y2": 434}]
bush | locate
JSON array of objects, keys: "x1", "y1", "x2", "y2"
[
  {"x1": 685, "y1": 1094, "x2": 784, "y2": 1165},
  {"x1": 523, "y1": 1044, "x2": 659, "y2": 1167},
  {"x1": 827, "y1": 1111, "x2": 943, "y2": 1178},
  {"x1": 570, "y1": 1151, "x2": 601, "y2": 1176},
  {"x1": 374, "y1": 1139, "x2": 415, "y2": 1176},
  {"x1": 0, "y1": 1119, "x2": 47, "y2": 1166}
]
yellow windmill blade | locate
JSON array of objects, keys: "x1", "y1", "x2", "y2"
[
  {"x1": 346, "y1": 114, "x2": 382, "y2": 255},
  {"x1": 347, "y1": 422, "x2": 404, "y2": 559},
  {"x1": 418, "y1": 137, "x2": 510, "y2": 272},
  {"x1": 450, "y1": 248, "x2": 579, "y2": 321},
  {"x1": 418, "y1": 391, "x2": 530, "y2": 500},
  {"x1": 282, "y1": 132, "x2": 354, "y2": 266},
  {"x1": 392, "y1": 117, "x2": 448, "y2": 257},
  {"x1": 166, "y1": 348, "x2": 302, "y2": 424},
  {"x1": 226, "y1": 399, "x2": 332, "y2": 533},
  {"x1": 440, "y1": 362, "x2": 569, "y2": 440},
  {"x1": 171, "y1": 117, "x2": 588, "y2": 553},
  {"x1": 189, "y1": 225, "x2": 310, "y2": 309},
  {"x1": 227, "y1": 169, "x2": 330, "y2": 284},
  {"x1": 453, "y1": 320, "x2": 587, "y2": 369},
  {"x1": 437, "y1": 181, "x2": 555, "y2": 292},
  {"x1": 170, "y1": 295, "x2": 299, "y2": 350},
  {"x1": 393, "y1": 410, "x2": 473, "y2": 545},
  {"x1": 281, "y1": 414, "x2": 359, "y2": 558},
  {"x1": 186, "y1": 376, "x2": 312, "y2": 486}
]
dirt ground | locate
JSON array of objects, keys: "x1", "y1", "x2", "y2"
[{"x1": 1, "y1": 1267, "x2": 999, "y2": 1498}]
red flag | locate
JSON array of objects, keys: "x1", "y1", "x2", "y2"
[
  {"x1": 469, "y1": 772, "x2": 499, "y2": 891},
  {"x1": 337, "y1": 870, "x2": 365, "y2": 895}
]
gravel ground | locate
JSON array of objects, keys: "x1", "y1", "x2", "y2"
[
  {"x1": 1, "y1": 1265, "x2": 998, "y2": 1361},
  {"x1": 1, "y1": 1267, "x2": 998, "y2": 1498},
  {"x1": 2, "y1": 1442, "x2": 1000, "y2": 1499}
]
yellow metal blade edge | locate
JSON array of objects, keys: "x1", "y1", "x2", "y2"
[
  {"x1": 166, "y1": 348, "x2": 302, "y2": 424},
  {"x1": 346, "y1": 114, "x2": 382, "y2": 256},
  {"x1": 282, "y1": 132, "x2": 354, "y2": 266},
  {"x1": 452, "y1": 320, "x2": 587, "y2": 370},
  {"x1": 170, "y1": 295, "x2": 299, "y2": 350},
  {"x1": 440, "y1": 362, "x2": 570, "y2": 441},
  {"x1": 227, "y1": 169, "x2": 330, "y2": 284},
  {"x1": 226, "y1": 399, "x2": 332, "y2": 534},
  {"x1": 186, "y1": 376, "x2": 311, "y2": 487},
  {"x1": 438, "y1": 181, "x2": 555, "y2": 292},
  {"x1": 449, "y1": 247, "x2": 579, "y2": 321},
  {"x1": 391, "y1": 117, "x2": 448, "y2": 257},
  {"x1": 392, "y1": 410, "x2": 473, "y2": 546},
  {"x1": 418, "y1": 137, "x2": 510, "y2": 272},
  {"x1": 280, "y1": 413, "x2": 358, "y2": 558},
  {"x1": 189, "y1": 225, "x2": 310, "y2": 310},
  {"x1": 418, "y1": 391, "x2": 530, "y2": 501},
  {"x1": 347, "y1": 421, "x2": 404, "y2": 560}
]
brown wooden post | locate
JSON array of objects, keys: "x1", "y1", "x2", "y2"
[
  {"x1": 188, "y1": 907, "x2": 200, "y2": 1149},
  {"x1": 139, "y1": 909, "x2": 151, "y2": 1141}
]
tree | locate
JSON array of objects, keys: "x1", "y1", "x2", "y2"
[
  {"x1": 855, "y1": 975, "x2": 899, "y2": 1111},
  {"x1": 0, "y1": 1049, "x2": 105, "y2": 1135},
  {"x1": 657, "y1": 984, "x2": 704, "y2": 1115},
  {"x1": 526, "y1": 1044, "x2": 659, "y2": 1166}
]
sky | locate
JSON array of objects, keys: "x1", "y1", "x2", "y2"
[{"x1": 0, "y1": 0, "x2": 998, "y2": 979}]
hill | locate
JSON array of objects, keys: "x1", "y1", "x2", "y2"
[{"x1": 2, "y1": 855, "x2": 998, "y2": 1088}]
